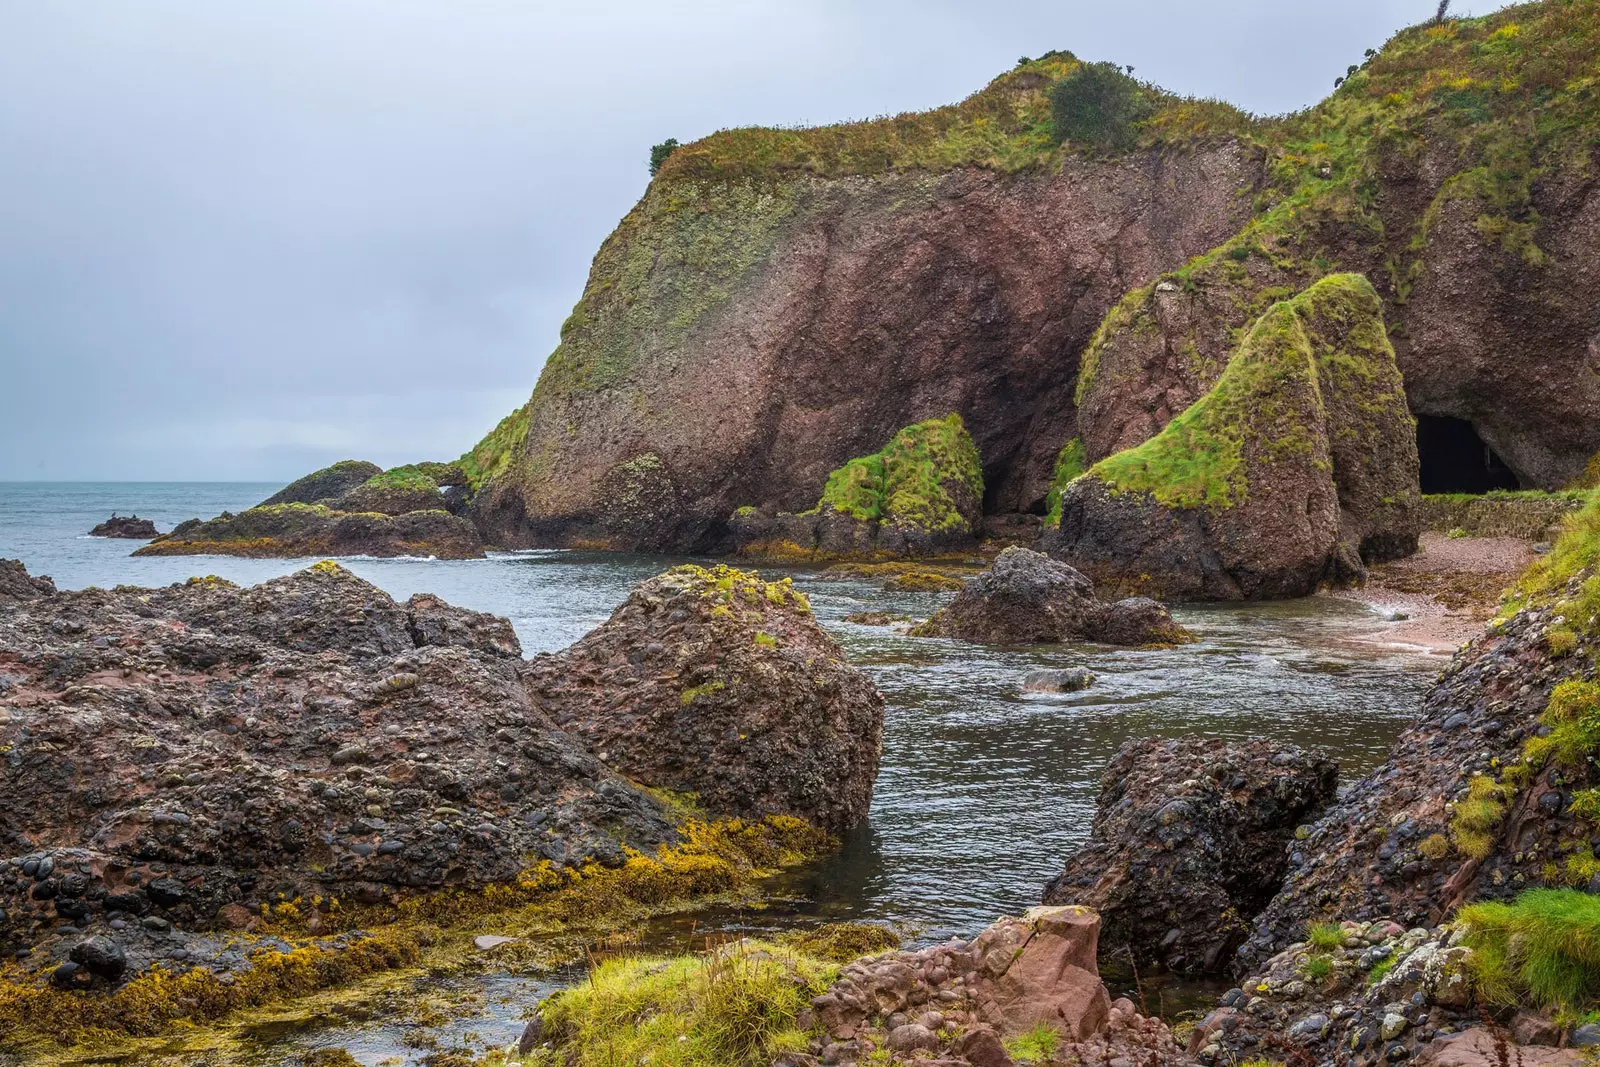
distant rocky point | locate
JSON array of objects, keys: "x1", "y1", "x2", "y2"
[
  {"x1": 87, "y1": 514, "x2": 159, "y2": 539},
  {"x1": 134, "y1": 459, "x2": 482, "y2": 559}
]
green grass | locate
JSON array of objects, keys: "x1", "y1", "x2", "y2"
[
  {"x1": 1458, "y1": 889, "x2": 1600, "y2": 1009},
  {"x1": 1301, "y1": 955, "x2": 1334, "y2": 984},
  {"x1": 360, "y1": 465, "x2": 439, "y2": 493},
  {"x1": 813, "y1": 413, "x2": 983, "y2": 533},
  {"x1": 1450, "y1": 774, "x2": 1510, "y2": 860},
  {"x1": 1522, "y1": 680, "x2": 1600, "y2": 771},
  {"x1": 512, "y1": 940, "x2": 837, "y2": 1067},
  {"x1": 458, "y1": 401, "x2": 533, "y2": 493},
  {"x1": 1307, "y1": 922, "x2": 1347, "y2": 952},
  {"x1": 1004, "y1": 1023, "x2": 1061, "y2": 1066},
  {"x1": 1042, "y1": 437, "x2": 1087, "y2": 524},
  {"x1": 1367, "y1": 954, "x2": 1398, "y2": 987}
]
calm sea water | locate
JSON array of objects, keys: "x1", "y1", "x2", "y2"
[{"x1": 0, "y1": 482, "x2": 1442, "y2": 1063}]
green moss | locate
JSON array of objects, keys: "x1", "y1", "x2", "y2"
[
  {"x1": 514, "y1": 940, "x2": 837, "y2": 1067},
  {"x1": 1042, "y1": 437, "x2": 1087, "y2": 524},
  {"x1": 813, "y1": 413, "x2": 983, "y2": 533},
  {"x1": 1458, "y1": 888, "x2": 1600, "y2": 1009},
  {"x1": 1368, "y1": 954, "x2": 1398, "y2": 986},
  {"x1": 458, "y1": 401, "x2": 532, "y2": 493},
  {"x1": 1087, "y1": 273, "x2": 1389, "y2": 511},
  {"x1": 1450, "y1": 774, "x2": 1510, "y2": 860},
  {"x1": 680, "y1": 679, "x2": 728, "y2": 705},
  {"x1": 1307, "y1": 922, "x2": 1346, "y2": 952}
]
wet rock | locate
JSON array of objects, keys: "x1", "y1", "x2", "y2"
[
  {"x1": 88, "y1": 514, "x2": 160, "y2": 539},
  {"x1": 912, "y1": 548, "x2": 1191, "y2": 646},
  {"x1": 1021, "y1": 667, "x2": 1096, "y2": 694},
  {"x1": 1042, "y1": 737, "x2": 1337, "y2": 973},
  {"x1": 0, "y1": 561, "x2": 677, "y2": 957},
  {"x1": 70, "y1": 935, "x2": 127, "y2": 979},
  {"x1": 527, "y1": 565, "x2": 884, "y2": 831}
]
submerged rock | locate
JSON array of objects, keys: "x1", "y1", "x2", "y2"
[
  {"x1": 135, "y1": 504, "x2": 485, "y2": 560},
  {"x1": 731, "y1": 414, "x2": 985, "y2": 560},
  {"x1": 1021, "y1": 667, "x2": 1096, "y2": 694},
  {"x1": 527, "y1": 564, "x2": 884, "y2": 832},
  {"x1": 87, "y1": 514, "x2": 160, "y2": 539},
  {"x1": 1042, "y1": 736, "x2": 1338, "y2": 974},
  {"x1": 912, "y1": 547, "x2": 1191, "y2": 646},
  {"x1": 1042, "y1": 274, "x2": 1420, "y2": 600}
]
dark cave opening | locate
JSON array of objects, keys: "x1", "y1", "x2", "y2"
[{"x1": 1415, "y1": 415, "x2": 1520, "y2": 494}]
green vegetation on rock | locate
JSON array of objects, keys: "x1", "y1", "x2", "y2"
[
  {"x1": 458, "y1": 401, "x2": 532, "y2": 492},
  {"x1": 1459, "y1": 888, "x2": 1600, "y2": 1010},
  {"x1": 1420, "y1": 490, "x2": 1593, "y2": 539},
  {"x1": 1049, "y1": 61, "x2": 1155, "y2": 152},
  {"x1": 1087, "y1": 273, "x2": 1394, "y2": 510},
  {"x1": 258, "y1": 460, "x2": 382, "y2": 507},
  {"x1": 508, "y1": 940, "x2": 837, "y2": 1067},
  {"x1": 1042, "y1": 437, "x2": 1087, "y2": 524},
  {"x1": 814, "y1": 413, "x2": 983, "y2": 532}
]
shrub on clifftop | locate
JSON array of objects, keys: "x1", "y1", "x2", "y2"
[{"x1": 1050, "y1": 61, "x2": 1155, "y2": 152}]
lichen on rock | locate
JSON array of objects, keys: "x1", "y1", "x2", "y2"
[{"x1": 1043, "y1": 273, "x2": 1420, "y2": 600}]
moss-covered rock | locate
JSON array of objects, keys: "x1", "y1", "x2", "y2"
[
  {"x1": 258, "y1": 460, "x2": 382, "y2": 507},
  {"x1": 1041, "y1": 274, "x2": 1419, "y2": 600},
  {"x1": 335, "y1": 464, "x2": 448, "y2": 515},
  {"x1": 730, "y1": 414, "x2": 984, "y2": 560}
]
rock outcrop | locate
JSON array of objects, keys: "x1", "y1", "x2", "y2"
[
  {"x1": 1042, "y1": 737, "x2": 1338, "y2": 974},
  {"x1": 87, "y1": 514, "x2": 160, "y2": 539},
  {"x1": 912, "y1": 547, "x2": 1192, "y2": 646},
  {"x1": 0, "y1": 559, "x2": 55, "y2": 603},
  {"x1": 730, "y1": 414, "x2": 984, "y2": 559},
  {"x1": 526, "y1": 565, "x2": 885, "y2": 832},
  {"x1": 1042, "y1": 274, "x2": 1420, "y2": 600},
  {"x1": 802, "y1": 907, "x2": 1188, "y2": 1066},
  {"x1": 1236, "y1": 497, "x2": 1600, "y2": 973},
  {"x1": 0, "y1": 560, "x2": 884, "y2": 986},
  {"x1": 134, "y1": 504, "x2": 486, "y2": 560},
  {"x1": 259, "y1": 459, "x2": 383, "y2": 507}
]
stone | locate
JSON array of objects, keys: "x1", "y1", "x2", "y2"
[
  {"x1": 69, "y1": 936, "x2": 127, "y2": 980},
  {"x1": 954, "y1": 1028, "x2": 1015, "y2": 1067},
  {"x1": 886, "y1": 1023, "x2": 939, "y2": 1052},
  {"x1": 912, "y1": 548, "x2": 1191, "y2": 646},
  {"x1": 474, "y1": 935, "x2": 518, "y2": 951},
  {"x1": 1416, "y1": 1029, "x2": 1587, "y2": 1067},
  {"x1": 1042, "y1": 737, "x2": 1336, "y2": 974},
  {"x1": 517, "y1": 1013, "x2": 543, "y2": 1054},
  {"x1": 1382, "y1": 1012, "x2": 1410, "y2": 1040},
  {"x1": 1021, "y1": 668, "x2": 1096, "y2": 694},
  {"x1": 526, "y1": 565, "x2": 884, "y2": 831}
]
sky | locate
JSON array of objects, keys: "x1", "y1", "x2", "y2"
[{"x1": 0, "y1": 0, "x2": 1506, "y2": 481}]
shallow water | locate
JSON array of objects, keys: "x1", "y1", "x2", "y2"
[{"x1": 0, "y1": 483, "x2": 1443, "y2": 1063}]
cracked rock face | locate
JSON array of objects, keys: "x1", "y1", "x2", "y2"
[
  {"x1": 1042, "y1": 737, "x2": 1338, "y2": 974},
  {"x1": 0, "y1": 562, "x2": 678, "y2": 957}
]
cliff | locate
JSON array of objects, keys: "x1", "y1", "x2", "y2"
[{"x1": 466, "y1": 1, "x2": 1599, "y2": 552}]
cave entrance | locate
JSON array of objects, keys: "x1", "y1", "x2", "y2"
[{"x1": 1415, "y1": 415, "x2": 1520, "y2": 494}]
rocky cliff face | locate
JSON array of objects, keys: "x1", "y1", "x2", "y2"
[
  {"x1": 469, "y1": 60, "x2": 1263, "y2": 550},
  {"x1": 460, "y1": 3, "x2": 1599, "y2": 552}
]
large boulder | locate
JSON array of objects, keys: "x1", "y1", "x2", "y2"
[
  {"x1": 258, "y1": 459, "x2": 383, "y2": 507},
  {"x1": 1042, "y1": 274, "x2": 1420, "y2": 600},
  {"x1": 134, "y1": 504, "x2": 485, "y2": 559},
  {"x1": 911, "y1": 547, "x2": 1191, "y2": 646},
  {"x1": 1042, "y1": 737, "x2": 1338, "y2": 974},
  {"x1": 0, "y1": 562, "x2": 677, "y2": 957},
  {"x1": 526, "y1": 564, "x2": 885, "y2": 832},
  {"x1": 730, "y1": 414, "x2": 985, "y2": 560}
]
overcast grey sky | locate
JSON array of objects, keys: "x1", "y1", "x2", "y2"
[{"x1": 0, "y1": 1, "x2": 1502, "y2": 481}]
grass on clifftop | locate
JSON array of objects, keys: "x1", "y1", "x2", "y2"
[
  {"x1": 812, "y1": 413, "x2": 983, "y2": 532},
  {"x1": 1086, "y1": 273, "x2": 1391, "y2": 510}
]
